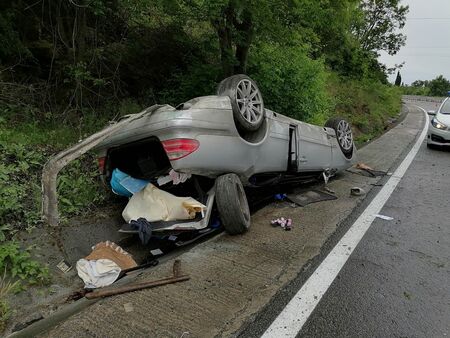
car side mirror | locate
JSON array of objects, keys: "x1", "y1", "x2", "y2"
[{"x1": 427, "y1": 110, "x2": 436, "y2": 116}]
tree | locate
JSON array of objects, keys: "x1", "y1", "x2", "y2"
[
  {"x1": 395, "y1": 71, "x2": 402, "y2": 86},
  {"x1": 178, "y1": 0, "x2": 312, "y2": 77},
  {"x1": 353, "y1": 0, "x2": 409, "y2": 55},
  {"x1": 411, "y1": 80, "x2": 429, "y2": 88},
  {"x1": 428, "y1": 75, "x2": 450, "y2": 97}
]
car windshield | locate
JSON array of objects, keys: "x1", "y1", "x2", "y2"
[{"x1": 441, "y1": 99, "x2": 450, "y2": 114}]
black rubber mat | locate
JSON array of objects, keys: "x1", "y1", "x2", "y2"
[{"x1": 286, "y1": 189, "x2": 337, "y2": 207}]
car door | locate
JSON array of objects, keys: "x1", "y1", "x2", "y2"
[{"x1": 296, "y1": 122, "x2": 332, "y2": 171}]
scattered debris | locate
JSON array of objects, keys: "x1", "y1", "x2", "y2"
[
  {"x1": 129, "y1": 218, "x2": 152, "y2": 245},
  {"x1": 403, "y1": 291, "x2": 412, "y2": 300},
  {"x1": 374, "y1": 214, "x2": 394, "y2": 221},
  {"x1": 67, "y1": 260, "x2": 159, "y2": 302},
  {"x1": 76, "y1": 241, "x2": 137, "y2": 289},
  {"x1": 122, "y1": 183, "x2": 206, "y2": 223},
  {"x1": 349, "y1": 162, "x2": 387, "y2": 177},
  {"x1": 157, "y1": 169, "x2": 192, "y2": 186},
  {"x1": 356, "y1": 162, "x2": 373, "y2": 171},
  {"x1": 271, "y1": 218, "x2": 293, "y2": 231},
  {"x1": 174, "y1": 227, "x2": 220, "y2": 247},
  {"x1": 274, "y1": 193, "x2": 287, "y2": 201},
  {"x1": 111, "y1": 168, "x2": 149, "y2": 197},
  {"x1": 287, "y1": 190, "x2": 337, "y2": 207},
  {"x1": 123, "y1": 302, "x2": 134, "y2": 313},
  {"x1": 84, "y1": 259, "x2": 189, "y2": 299},
  {"x1": 116, "y1": 259, "x2": 159, "y2": 280},
  {"x1": 56, "y1": 259, "x2": 72, "y2": 273},
  {"x1": 322, "y1": 169, "x2": 335, "y2": 184},
  {"x1": 66, "y1": 289, "x2": 90, "y2": 302},
  {"x1": 150, "y1": 248, "x2": 164, "y2": 256},
  {"x1": 350, "y1": 187, "x2": 366, "y2": 196},
  {"x1": 323, "y1": 186, "x2": 336, "y2": 194}
]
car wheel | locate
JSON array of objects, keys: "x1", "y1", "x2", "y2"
[
  {"x1": 215, "y1": 173, "x2": 251, "y2": 235},
  {"x1": 217, "y1": 74, "x2": 265, "y2": 132},
  {"x1": 325, "y1": 117, "x2": 354, "y2": 159}
]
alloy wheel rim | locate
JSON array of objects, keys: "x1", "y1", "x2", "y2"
[
  {"x1": 236, "y1": 79, "x2": 263, "y2": 125},
  {"x1": 337, "y1": 120, "x2": 353, "y2": 151}
]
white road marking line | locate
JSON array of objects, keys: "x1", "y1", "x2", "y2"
[{"x1": 262, "y1": 107, "x2": 428, "y2": 338}]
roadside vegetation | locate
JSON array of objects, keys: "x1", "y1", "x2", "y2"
[
  {"x1": 0, "y1": 0, "x2": 407, "y2": 330},
  {"x1": 402, "y1": 75, "x2": 450, "y2": 97}
]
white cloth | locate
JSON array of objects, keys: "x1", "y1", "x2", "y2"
[
  {"x1": 122, "y1": 183, "x2": 206, "y2": 223},
  {"x1": 76, "y1": 258, "x2": 122, "y2": 288}
]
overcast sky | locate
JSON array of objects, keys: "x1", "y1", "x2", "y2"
[{"x1": 378, "y1": 0, "x2": 450, "y2": 85}]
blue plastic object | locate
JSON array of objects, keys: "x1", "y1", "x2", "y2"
[
  {"x1": 210, "y1": 217, "x2": 221, "y2": 229},
  {"x1": 110, "y1": 168, "x2": 149, "y2": 197},
  {"x1": 274, "y1": 193, "x2": 287, "y2": 201}
]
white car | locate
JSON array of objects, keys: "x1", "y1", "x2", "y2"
[{"x1": 427, "y1": 96, "x2": 450, "y2": 148}]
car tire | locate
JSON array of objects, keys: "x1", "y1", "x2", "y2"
[
  {"x1": 215, "y1": 173, "x2": 251, "y2": 235},
  {"x1": 217, "y1": 74, "x2": 265, "y2": 132},
  {"x1": 325, "y1": 117, "x2": 354, "y2": 159}
]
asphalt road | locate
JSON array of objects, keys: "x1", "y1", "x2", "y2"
[{"x1": 241, "y1": 102, "x2": 450, "y2": 338}]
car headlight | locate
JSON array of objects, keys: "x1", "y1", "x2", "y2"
[{"x1": 432, "y1": 117, "x2": 447, "y2": 130}]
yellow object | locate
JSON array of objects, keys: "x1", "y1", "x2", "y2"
[{"x1": 122, "y1": 183, "x2": 206, "y2": 223}]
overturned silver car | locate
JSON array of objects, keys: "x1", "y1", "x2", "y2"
[{"x1": 90, "y1": 75, "x2": 355, "y2": 235}]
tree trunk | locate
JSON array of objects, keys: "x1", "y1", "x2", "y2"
[
  {"x1": 233, "y1": 9, "x2": 253, "y2": 74},
  {"x1": 216, "y1": 24, "x2": 234, "y2": 77},
  {"x1": 212, "y1": 3, "x2": 236, "y2": 78}
]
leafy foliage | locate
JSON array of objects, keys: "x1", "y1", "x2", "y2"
[
  {"x1": 0, "y1": 0, "x2": 406, "y2": 117},
  {"x1": 327, "y1": 74, "x2": 402, "y2": 144},
  {"x1": 353, "y1": 0, "x2": 409, "y2": 55},
  {"x1": 248, "y1": 44, "x2": 331, "y2": 122},
  {"x1": 403, "y1": 75, "x2": 450, "y2": 97},
  {"x1": 0, "y1": 241, "x2": 49, "y2": 284},
  {"x1": 428, "y1": 75, "x2": 450, "y2": 97},
  {"x1": 0, "y1": 270, "x2": 20, "y2": 332}
]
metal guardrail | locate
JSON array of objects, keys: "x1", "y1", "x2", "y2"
[{"x1": 402, "y1": 95, "x2": 445, "y2": 103}]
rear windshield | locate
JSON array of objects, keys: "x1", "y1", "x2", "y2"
[{"x1": 441, "y1": 99, "x2": 450, "y2": 114}]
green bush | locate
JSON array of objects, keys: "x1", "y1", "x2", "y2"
[
  {"x1": 0, "y1": 142, "x2": 46, "y2": 228},
  {"x1": 248, "y1": 43, "x2": 332, "y2": 122},
  {"x1": 0, "y1": 241, "x2": 49, "y2": 284},
  {"x1": 327, "y1": 74, "x2": 402, "y2": 144},
  {"x1": 58, "y1": 159, "x2": 106, "y2": 217},
  {"x1": 158, "y1": 62, "x2": 222, "y2": 106},
  {"x1": 0, "y1": 117, "x2": 107, "y2": 231}
]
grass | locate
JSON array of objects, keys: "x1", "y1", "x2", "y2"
[
  {"x1": 0, "y1": 106, "x2": 110, "y2": 332},
  {"x1": 0, "y1": 269, "x2": 20, "y2": 332},
  {"x1": 325, "y1": 74, "x2": 402, "y2": 146}
]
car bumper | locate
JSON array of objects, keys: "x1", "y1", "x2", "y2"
[{"x1": 427, "y1": 125, "x2": 450, "y2": 146}]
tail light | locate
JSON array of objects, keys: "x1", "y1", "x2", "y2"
[
  {"x1": 98, "y1": 156, "x2": 106, "y2": 173},
  {"x1": 162, "y1": 138, "x2": 199, "y2": 160}
]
